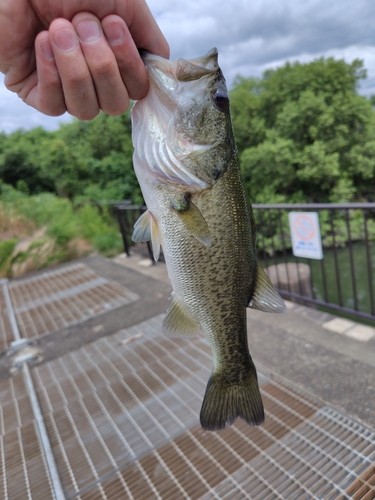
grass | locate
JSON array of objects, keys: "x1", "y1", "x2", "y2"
[
  {"x1": 0, "y1": 187, "x2": 123, "y2": 278},
  {"x1": 0, "y1": 239, "x2": 17, "y2": 274}
]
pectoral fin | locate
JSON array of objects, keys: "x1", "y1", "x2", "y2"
[
  {"x1": 163, "y1": 294, "x2": 200, "y2": 337},
  {"x1": 171, "y1": 195, "x2": 211, "y2": 247},
  {"x1": 132, "y1": 210, "x2": 161, "y2": 261},
  {"x1": 132, "y1": 210, "x2": 151, "y2": 242},
  {"x1": 248, "y1": 263, "x2": 286, "y2": 313}
]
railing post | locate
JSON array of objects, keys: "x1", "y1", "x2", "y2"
[{"x1": 116, "y1": 206, "x2": 131, "y2": 256}]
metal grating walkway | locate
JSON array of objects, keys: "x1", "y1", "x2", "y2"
[
  {"x1": 0, "y1": 374, "x2": 55, "y2": 499},
  {"x1": 1, "y1": 262, "x2": 375, "y2": 499},
  {"x1": 28, "y1": 314, "x2": 375, "y2": 499},
  {"x1": 0, "y1": 285, "x2": 13, "y2": 352},
  {"x1": 202, "y1": 406, "x2": 375, "y2": 499},
  {"x1": 6, "y1": 263, "x2": 139, "y2": 342}
]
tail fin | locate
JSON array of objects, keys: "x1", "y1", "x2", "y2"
[{"x1": 200, "y1": 366, "x2": 264, "y2": 431}]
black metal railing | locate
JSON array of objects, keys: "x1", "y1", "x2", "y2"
[
  {"x1": 115, "y1": 202, "x2": 375, "y2": 323},
  {"x1": 253, "y1": 203, "x2": 375, "y2": 323}
]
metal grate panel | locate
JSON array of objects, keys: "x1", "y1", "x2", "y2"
[
  {"x1": 202, "y1": 404, "x2": 375, "y2": 499},
  {"x1": 8, "y1": 263, "x2": 139, "y2": 339},
  {"x1": 0, "y1": 286, "x2": 13, "y2": 352},
  {"x1": 32, "y1": 318, "x2": 209, "y2": 497},
  {"x1": 0, "y1": 374, "x2": 55, "y2": 499},
  {"x1": 345, "y1": 463, "x2": 375, "y2": 499},
  {"x1": 31, "y1": 314, "x2": 375, "y2": 499}
]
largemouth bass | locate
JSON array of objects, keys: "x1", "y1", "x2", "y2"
[{"x1": 131, "y1": 48, "x2": 285, "y2": 431}]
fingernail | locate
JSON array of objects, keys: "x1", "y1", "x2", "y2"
[
  {"x1": 103, "y1": 23, "x2": 125, "y2": 44},
  {"x1": 53, "y1": 29, "x2": 78, "y2": 52},
  {"x1": 76, "y1": 20, "x2": 101, "y2": 43},
  {"x1": 41, "y1": 39, "x2": 54, "y2": 60}
]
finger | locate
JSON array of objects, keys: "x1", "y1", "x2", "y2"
[
  {"x1": 102, "y1": 15, "x2": 148, "y2": 101},
  {"x1": 49, "y1": 18, "x2": 99, "y2": 120},
  {"x1": 72, "y1": 12, "x2": 129, "y2": 115},
  {"x1": 24, "y1": 31, "x2": 67, "y2": 116}
]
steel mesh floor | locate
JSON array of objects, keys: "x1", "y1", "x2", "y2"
[
  {"x1": 28, "y1": 314, "x2": 375, "y2": 500},
  {"x1": 202, "y1": 405, "x2": 375, "y2": 499},
  {"x1": 0, "y1": 374, "x2": 54, "y2": 499},
  {"x1": 1, "y1": 262, "x2": 375, "y2": 500},
  {"x1": 7, "y1": 263, "x2": 139, "y2": 341},
  {"x1": 0, "y1": 286, "x2": 13, "y2": 353}
]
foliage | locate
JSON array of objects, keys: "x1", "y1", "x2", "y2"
[
  {"x1": 0, "y1": 187, "x2": 123, "y2": 277},
  {"x1": 0, "y1": 111, "x2": 138, "y2": 276},
  {"x1": 75, "y1": 204, "x2": 123, "y2": 254},
  {"x1": 230, "y1": 58, "x2": 375, "y2": 204},
  {"x1": 1, "y1": 58, "x2": 374, "y2": 208},
  {"x1": 0, "y1": 112, "x2": 141, "y2": 203},
  {"x1": 0, "y1": 239, "x2": 16, "y2": 272},
  {"x1": 45, "y1": 199, "x2": 78, "y2": 245},
  {"x1": 1, "y1": 57, "x2": 375, "y2": 270}
]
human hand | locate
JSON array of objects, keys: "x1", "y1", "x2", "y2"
[{"x1": 0, "y1": 0, "x2": 169, "y2": 119}]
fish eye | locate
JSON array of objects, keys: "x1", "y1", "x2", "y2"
[{"x1": 212, "y1": 88, "x2": 229, "y2": 111}]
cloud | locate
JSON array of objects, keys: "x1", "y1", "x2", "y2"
[
  {"x1": 151, "y1": 0, "x2": 375, "y2": 91},
  {"x1": 155, "y1": 0, "x2": 375, "y2": 59},
  {"x1": 1, "y1": 0, "x2": 375, "y2": 133}
]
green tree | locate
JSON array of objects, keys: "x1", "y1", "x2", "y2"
[
  {"x1": 37, "y1": 138, "x2": 88, "y2": 198},
  {"x1": 0, "y1": 112, "x2": 141, "y2": 203},
  {"x1": 231, "y1": 58, "x2": 375, "y2": 203},
  {"x1": 0, "y1": 127, "x2": 51, "y2": 194},
  {"x1": 59, "y1": 112, "x2": 141, "y2": 202}
]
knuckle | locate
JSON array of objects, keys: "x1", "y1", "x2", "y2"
[
  {"x1": 91, "y1": 58, "x2": 115, "y2": 79},
  {"x1": 68, "y1": 71, "x2": 91, "y2": 87},
  {"x1": 118, "y1": 57, "x2": 139, "y2": 75},
  {"x1": 46, "y1": 77, "x2": 63, "y2": 91}
]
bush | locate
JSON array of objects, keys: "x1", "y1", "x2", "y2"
[
  {"x1": 93, "y1": 230, "x2": 123, "y2": 254},
  {"x1": 46, "y1": 205, "x2": 78, "y2": 245},
  {"x1": 0, "y1": 189, "x2": 124, "y2": 277},
  {"x1": 76, "y1": 204, "x2": 122, "y2": 255},
  {"x1": 0, "y1": 239, "x2": 16, "y2": 272}
]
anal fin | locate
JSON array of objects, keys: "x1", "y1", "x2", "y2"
[
  {"x1": 162, "y1": 294, "x2": 200, "y2": 337},
  {"x1": 249, "y1": 263, "x2": 286, "y2": 313}
]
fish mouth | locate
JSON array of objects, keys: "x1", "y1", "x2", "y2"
[{"x1": 141, "y1": 48, "x2": 220, "y2": 96}]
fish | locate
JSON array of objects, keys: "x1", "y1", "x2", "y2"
[{"x1": 131, "y1": 48, "x2": 286, "y2": 431}]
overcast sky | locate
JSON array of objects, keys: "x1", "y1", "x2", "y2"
[{"x1": 1, "y1": 0, "x2": 375, "y2": 134}]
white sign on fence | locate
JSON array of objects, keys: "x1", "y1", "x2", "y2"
[{"x1": 289, "y1": 212, "x2": 323, "y2": 260}]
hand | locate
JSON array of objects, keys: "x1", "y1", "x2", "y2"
[{"x1": 0, "y1": 0, "x2": 169, "y2": 119}]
